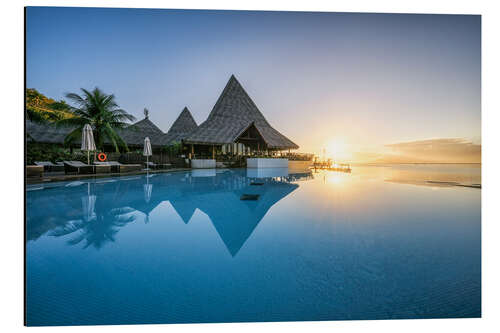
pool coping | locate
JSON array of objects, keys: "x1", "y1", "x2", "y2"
[{"x1": 26, "y1": 167, "x2": 192, "y2": 185}]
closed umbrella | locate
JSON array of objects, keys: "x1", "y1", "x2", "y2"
[
  {"x1": 143, "y1": 137, "x2": 152, "y2": 170},
  {"x1": 81, "y1": 124, "x2": 96, "y2": 165}
]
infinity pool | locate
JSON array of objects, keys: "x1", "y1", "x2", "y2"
[{"x1": 26, "y1": 165, "x2": 481, "y2": 326}]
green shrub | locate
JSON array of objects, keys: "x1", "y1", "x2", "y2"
[
  {"x1": 162, "y1": 142, "x2": 182, "y2": 157},
  {"x1": 26, "y1": 143, "x2": 88, "y2": 165}
]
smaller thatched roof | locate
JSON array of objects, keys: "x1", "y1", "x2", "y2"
[
  {"x1": 184, "y1": 75, "x2": 299, "y2": 150},
  {"x1": 163, "y1": 107, "x2": 198, "y2": 145},
  {"x1": 117, "y1": 116, "x2": 165, "y2": 147},
  {"x1": 26, "y1": 120, "x2": 74, "y2": 144},
  {"x1": 27, "y1": 116, "x2": 168, "y2": 148}
]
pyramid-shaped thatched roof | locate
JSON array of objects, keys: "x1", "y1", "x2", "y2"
[
  {"x1": 184, "y1": 75, "x2": 299, "y2": 150},
  {"x1": 117, "y1": 117, "x2": 165, "y2": 147},
  {"x1": 163, "y1": 107, "x2": 198, "y2": 144}
]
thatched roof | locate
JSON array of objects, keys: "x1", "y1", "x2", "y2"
[
  {"x1": 27, "y1": 117, "x2": 167, "y2": 148},
  {"x1": 163, "y1": 107, "x2": 198, "y2": 145},
  {"x1": 117, "y1": 117, "x2": 165, "y2": 147},
  {"x1": 26, "y1": 120, "x2": 74, "y2": 144},
  {"x1": 184, "y1": 75, "x2": 299, "y2": 150}
]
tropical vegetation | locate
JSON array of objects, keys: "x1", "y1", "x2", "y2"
[
  {"x1": 55, "y1": 87, "x2": 136, "y2": 152},
  {"x1": 26, "y1": 143, "x2": 87, "y2": 165},
  {"x1": 26, "y1": 88, "x2": 74, "y2": 123},
  {"x1": 163, "y1": 141, "x2": 182, "y2": 156}
]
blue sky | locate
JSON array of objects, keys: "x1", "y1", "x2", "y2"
[{"x1": 26, "y1": 7, "x2": 480, "y2": 160}]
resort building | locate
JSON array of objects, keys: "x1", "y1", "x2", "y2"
[
  {"x1": 183, "y1": 75, "x2": 299, "y2": 158},
  {"x1": 26, "y1": 75, "x2": 301, "y2": 164},
  {"x1": 27, "y1": 113, "x2": 170, "y2": 150}
]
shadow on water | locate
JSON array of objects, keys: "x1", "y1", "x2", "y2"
[{"x1": 26, "y1": 168, "x2": 313, "y2": 255}]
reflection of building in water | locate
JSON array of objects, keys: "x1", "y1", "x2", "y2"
[
  {"x1": 27, "y1": 170, "x2": 312, "y2": 255},
  {"x1": 186, "y1": 178, "x2": 298, "y2": 256}
]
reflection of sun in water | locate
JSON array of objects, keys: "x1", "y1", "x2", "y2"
[
  {"x1": 327, "y1": 173, "x2": 344, "y2": 184},
  {"x1": 325, "y1": 172, "x2": 350, "y2": 186},
  {"x1": 325, "y1": 138, "x2": 352, "y2": 161}
]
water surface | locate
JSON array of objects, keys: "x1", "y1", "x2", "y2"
[{"x1": 26, "y1": 165, "x2": 481, "y2": 325}]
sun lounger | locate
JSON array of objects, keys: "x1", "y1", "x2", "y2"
[
  {"x1": 26, "y1": 165, "x2": 44, "y2": 178},
  {"x1": 144, "y1": 161, "x2": 157, "y2": 170},
  {"x1": 94, "y1": 161, "x2": 117, "y2": 172},
  {"x1": 94, "y1": 164, "x2": 112, "y2": 174},
  {"x1": 63, "y1": 161, "x2": 95, "y2": 175},
  {"x1": 115, "y1": 162, "x2": 142, "y2": 173},
  {"x1": 144, "y1": 161, "x2": 172, "y2": 169},
  {"x1": 34, "y1": 161, "x2": 64, "y2": 172},
  {"x1": 95, "y1": 161, "x2": 142, "y2": 173}
]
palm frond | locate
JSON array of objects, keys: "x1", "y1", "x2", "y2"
[
  {"x1": 104, "y1": 123, "x2": 129, "y2": 152},
  {"x1": 64, "y1": 92, "x2": 86, "y2": 106},
  {"x1": 63, "y1": 127, "x2": 82, "y2": 146},
  {"x1": 55, "y1": 116, "x2": 86, "y2": 128},
  {"x1": 62, "y1": 87, "x2": 135, "y2": 151}
]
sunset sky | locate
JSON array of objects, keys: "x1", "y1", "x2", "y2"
[{"x1": 26, "y1": 7, "x2": 481, "y2": 163}]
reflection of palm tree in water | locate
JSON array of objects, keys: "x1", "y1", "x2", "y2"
[
  {"x1": 49, "y1": 185, "x2": 137, "y2": 249},
  {"x1": 42, "y1": 171, "x2": 311, "y2": 252},
  {"x1": 50, "y1": 207, "x2": 136, "y2": 249}
]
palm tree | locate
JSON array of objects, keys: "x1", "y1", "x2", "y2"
[{"x1": 56, "y1": 87, "x2": 136, "y2": 152}]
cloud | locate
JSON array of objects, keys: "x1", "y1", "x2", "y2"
[{"x1": 353, "y1": 138, "x2": 481, "y2": 163}]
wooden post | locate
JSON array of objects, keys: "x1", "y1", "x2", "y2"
[{"x1": 212, "y1": 145, "x2": 215, "y2": 159}]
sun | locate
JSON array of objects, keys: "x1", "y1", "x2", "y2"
[{"x1": 324, "y1": 138, "x2": 352, "y2": 161}]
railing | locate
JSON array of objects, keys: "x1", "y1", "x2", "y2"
[{"x1": 280, "y1": 152, "x2": 315, "y2": 161}]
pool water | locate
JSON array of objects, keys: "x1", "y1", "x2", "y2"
[{"x1": 26, "y1": 165, "x2": 481, "y2": 326}]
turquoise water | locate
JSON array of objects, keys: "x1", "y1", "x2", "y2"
[{"x1": 26, "y1": 165, "x2": 481, "y2": 326}]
